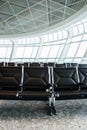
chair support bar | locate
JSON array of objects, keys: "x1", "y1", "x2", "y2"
[{"x1": 16, "y1": 65, "x2": 24, "y2": 98}]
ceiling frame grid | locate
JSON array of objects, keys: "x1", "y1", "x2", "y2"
[{"x1": 0, "y1": 0, "x2": 85, "y2": 35}]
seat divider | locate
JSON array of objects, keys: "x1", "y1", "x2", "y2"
[
  {"x1": 76, "y1": 65, "x2": 80, "y2": 91},
  {"x1": 47, "y1": 66, "x2": 57, "y2": 115},
  {"x1": 16, "y1": 65, "x2": 24, "y2": 97}
]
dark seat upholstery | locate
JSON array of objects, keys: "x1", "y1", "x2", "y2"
[
  {"x1": 55, "y1": 63, "x2": 66, "y2": 68},
  {"x1": 78, "y1": 67, "x2": 87, "y2": 90},
  {"x1": 66, "y1": 63, "x2": 78, "y2": 68},
  {"x1": 0, "y1": 66, "x2": 22, "y2": 99},
  {"x1": 0, "y1": 67, "x2": 21, "y2": 90},
  {"x1": 54, "y1": 67, "x2": 79, "y2": 91},
  {"x1": 30, "y1": 62, "x2": 40, "y2": 67},
  {"x1": 17, "y1": 63, "x2": 24, "y2": 67},
  {"x1": 79, "y1": 64, "x2": 87, "y2": 68},
  {"x1": 0, "y1": 62, "x2": 3, "y2": 67},
  {"x1": 7, "y1": 62, "x2": 15, "y2": 66},
  {"x1": 24, "y1": 62, "x2": 30, "y2": 67},
  {"x1": 23, "y1": 67, "x2": 49, "y2": 91},
  {"x1": 21, "y1": 66, "x2": 50, "y2": 99},
  {"x1": 47, "y1": 62, "x2": 55, "y2": 67}
]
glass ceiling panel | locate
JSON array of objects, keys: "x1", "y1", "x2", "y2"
[
  {"x1": 58, "y1": 32, "x2": 62, "y2": 40},
  {"x1": 73, "y1": 59, "x2": 81, "y2": 63},
  {"x1": 64, "y1": 58, "x2": 73, "y2": 63},
  {"x1": 72, "y1": 26, "x2": 78, "y2": 36},
  {"x1": 53, "y1": 33, "x2": 58, "y2": 40},
  {"x1": 0, "y1": 47, "x2": 12, "y2": 58},
  {"x1": 76, "y1": 41, "x2": 87, "y2": 57},
  {"x1": 62, "y1": 31, "x2": 68, "y2": 39},
  {"x1": 23, "y1": 47, "x2": 33, "y2": 58},
  {"x1": 55, "y1": 45, "x2": 64, "y2": 62},
  {"x1": 0, "y1": 39, "x2": 12, "y2": 45},
  {"x1": 15, "y1": 47, "x2": 24, "y2": 58},
  {"x1": 57, "y1": 45, "x2": 64, "y2": 58},
  {"x1": 42, "y1": 35, "x2": 49, "y2": 42},
  {"x1": 31, "y1": 47, "x2": 38, "y2": 58},
  {"x1": 47, "y1": 59, "x2": 55, "y2": 62},
  {"x1": 66, "y1": 43, "x2": 79, "y2": 57},
  {"x1": 84, "y1": 22, "x2": 87, "y2": 32},
  {"x1": 38, "y1": 58, "x2": 47, "y2": 62},
  {"x1": 48, "y1": 34, "x2": 53, "y2": 42},
  {"x1": 0, "y1": 18, "x2": 87, "y2": 63},
  {"x1": 48, "y1": 45, "x2": 60, "y2": 58},
  {"x1": 72, "y1": 35, "x2": 82, "y2": 42},
  {"x1": 78, "y1": 24, "x2": 84, "y2": 34},
  {"x1": 82, "y1": 34, "x2": 87, "y2": 40},
  {"x1": 40, "y1": 46, "x2": 51, "y2": 58},
  {"x1": 15, "y1": 37, "x2": 40, "y2": 45}
]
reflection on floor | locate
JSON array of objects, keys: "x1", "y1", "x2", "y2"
[{"x1": 0, "y1": 99, "x2": 87, "y2": 130}]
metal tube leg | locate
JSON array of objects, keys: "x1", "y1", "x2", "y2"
[
  {"x1": 48, "y1": 96, "x2": 56, "y2": 116},
  {"x1": 51, "y1": 97, "x2": 56, "y2": 115},
  {"x1": 48, "y1": 97, "x2": 53, "y2": 116}
]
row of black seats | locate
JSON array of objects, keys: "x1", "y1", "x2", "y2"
[
  {"x1": 0, "y1": 64, "x2": 87, "y2": 115},
  {"x1": 0, "y1": 62, "x2": 87, "y2": 68},
  {"x1": 0, "y1": 66, "x2": 50, "y2": 100}
]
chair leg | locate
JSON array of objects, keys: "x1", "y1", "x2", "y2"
[
  {"x1": 48, "y1": 96, "x2": 56, "y2": 116},
  {"x1": 51, "y1": 103, "x2": 56, "y2": 115}
]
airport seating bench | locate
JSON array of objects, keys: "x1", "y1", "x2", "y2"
[{"x1": 0, "y1": 62, "x2": 87, "y2": 115}]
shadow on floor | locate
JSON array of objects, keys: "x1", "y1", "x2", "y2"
[{"x1": 0, "y1": 100, "x2": 87, "y2": 120}]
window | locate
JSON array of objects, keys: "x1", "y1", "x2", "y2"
[
  {"x1": 40, "y1": 46, "x2": 51, "y2": 58},
  {"x1": 72, "y1": 26, "x2": 78, "y2": 36},
  {"x1": 66, "y1": 43, "x2": 79, "y2": 57},
  {"x1": 0, "y1": 47, "x2": 12, "y2": 58},
  {"x1": 15, "y1": 47, "x2": 24, "y2": 58},
  {"x1": 78, "y1": 24, "x2": 84, "y2": 34},
  {"x1": 84, "y1": 22, "x2": 87, "y2": 32},
  {"x1": 48, "y1": 45, "x2": 60, "y2": 58},
  {"x1": 76, "y1": 41, "x2": 87, "y2": 57},
  {"x1": 72, "y1": 35, "x2": 82, "y2": 42},
  {"x1": 82, "y1": 34, "x2": 87, "y2": 40}
]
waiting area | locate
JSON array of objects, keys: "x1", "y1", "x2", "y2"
[{"x1": 0, "y1": 62, "x2": 87, "y2": 115}]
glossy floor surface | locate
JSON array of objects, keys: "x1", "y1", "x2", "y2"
[{"x1": 0, "y1": 99, "x2": 87, "y2": 130}]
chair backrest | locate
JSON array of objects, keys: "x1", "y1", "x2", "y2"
[
  {"x1": 47, "y1": 62, "x2": 55, "y2": 67},
  {"x1": 66, "y1": 63, "x2": 78, "y2": 68},
  {"x1": 0, "y1": 62, "x2": 3, "y2": 67},
  {"x1": 23, "y1": 66, "x2": 49, "y2": 91},
  {"x1": 30, "y1": 62, "x2": 40, "y2": 68},
  {"x1": 7, "y1": 62, "x2": 15, "y2": 67},
  {"x1": 79, "y1": 64, "x2": 87, "y2": 68},
  {"x1": 24, "y1": 62, "x2": 30, "y2": 67},
  {"x1": 78, "y1": 67, "x2": 87, "y2": 85},
  {"x1": 0, "y1": 66, "x2": 22, "y2": 90},
  {"x1": 17, "y1": 63, "x2": 23, "y2": 67},
  {"x1": 54, "y1": 67, "x2": 79, "y2": 90},
  {"x1": 55, "y1": 63, "x2": 66, "y2": 68}
]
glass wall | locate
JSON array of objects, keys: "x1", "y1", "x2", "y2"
[{"x1": 0, "y1": 18, "x2": 87, "y2": 63}]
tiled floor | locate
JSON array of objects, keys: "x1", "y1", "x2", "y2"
[{"x1": 0, "y1": 99, "x2": 87, "y2": 130}]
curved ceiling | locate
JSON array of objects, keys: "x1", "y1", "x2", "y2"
[{"x1": 0, "y1": 0, "x2": 86, "y2": 36}]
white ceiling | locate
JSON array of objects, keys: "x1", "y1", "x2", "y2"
[{"x1": 0, "y1": 0, "x2": 86, "y2": 36}]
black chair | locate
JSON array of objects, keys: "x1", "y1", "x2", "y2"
[
  {"x1": 78, "y1": 67, "x2": 87, "y2": 90},
  {"x1": 30, "y1": 62, "x2": 40, "y2": 68},
  {"x1": 66, "y1": 63, "x2": 78, "y2": 68},
  {"x1": 7, "y1": 62, "x2": 15, "y2": 67},
  {"x1": 79, "y1": 64, "x2": 87, "y2": 68},
  {"x1": 0, "y1": 62, "x2": 3, "y2": 67},
  {"x1": 53, "y1": 67, "x2": 80, "y2": 101},
  {"x1": 55, "y1": 63, "x2": 66, "y2": 68},
  {"x1": 0, "y1": 66, "x2": 22, "y2": 99},
  {"x1": 22, "y1": 67, "x2": 50, "y2": 99}
]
